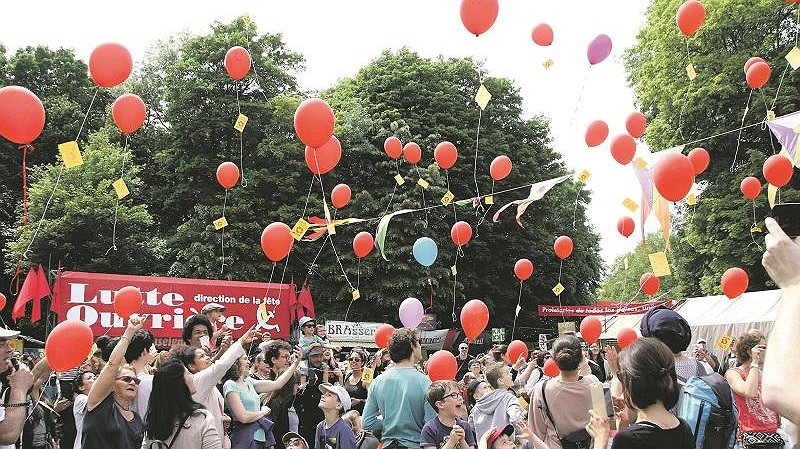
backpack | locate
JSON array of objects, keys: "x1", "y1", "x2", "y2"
[{"x1": 676, "y1": 371, "x2": 738, "y2": 449}]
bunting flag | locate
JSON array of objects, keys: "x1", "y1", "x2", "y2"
[
  {"x1": 632, "y1": 159, "x2": 654, "y2": 243},
  {"x1": 33, "y1": 264, "x2": 50, "y2": 322},
  {"x1": 12, "y1": 265, "x2": 50, "y2": 323},
  {"x1": 303, "y1": 216, "x2": 368, "y2": 241},
  {"x1": 297, "y1": 279, "x2": 316, "y2": 319},
  {"x1": 287, "y1": 276, "x2": 299, "y2": 324},
  {"x1": 652, "y1": 190, "x2": 671, "y2": 251},
  {"x1": 767, "y1": 111, "x2": 800, "y2": 160},
  {"x1": 376, "y1": 209, "x2": 416, "y2": 260},
  {"x1": 492, "y1": 175, "x2": 572, "y2": 226}
]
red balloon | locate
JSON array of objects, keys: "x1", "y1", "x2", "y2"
[
  {"x1": 654, "y1": 153, "x2": 695, "y2": 202},
  {"x1": 434, "y1": 141, "x2": 458, "y2": 170},
  {"x1": 746, "y1": 62, "x2": 771, "y2": 89},
  {"x1": 427, "y1": 350, "x2": 458, "y2": 381},
  {"x1": 374, "y1": 324, "x2": 395, "y2": 349},
  {"x1": 451, "y1": 221, "x2": 473, "y2": 247},
  {"x1": 111, "y1": 94, "x2": 146, "y2": 134},
  {"x1": 0, "y1": 293, "x2": 5, "y2": 311},
  {"x1": 625, "y1": 112, "x2": 647, "y2": 139},
  {"x1": 617, "y1": 328, "x2": 638, "y2": 349},
  {"x1": 543, "y1": 358, "x2": 560, "y2": 377},
  {"x1": 304, "y1": 136, "x2": 342, "y2": 175},
  {"x1": 490, "y1": 155, "x2": 512, "y2": 181},
  {"x1": 0, "y1": 86, "x2": 45, "y2": 145},
  {"x1": 294, "y1": 98, "x2": 335, "y2": 148},
  {"x1": 403, "y1": 142, "x2": 422, "y2": 165},
  {"x1": 114, "y1": 286, "x2": 143, "y2": 319},
  {"x1": 514, "y1": 259, "x2": 534, "y2": 282},
  {"x1": 88, "y1": 43, "x2": 132, "y2": 88},
  {"x1": 532, "y1": 23, "x2": 554, "y2": 46},
  {"x1": 224, "y1": 46, "x2": 251, "y2": 81},
  {"x1": 461, "y1": 299, "x2": 489, "y2": 340},
  {"x1": 507, "y1": 340, "x2": 529, "y2": 364},
  {"x1": 353, "y1": 232, "x2": 374, "y2": 259},
  {"x1": 261, "y1": 222, "x2": 293, "y2": 263},
  {"x1": 331, "y1": 184, "x2": 352, "y2": 209},
  {"x1": 460, "y1": 0, "x2": 499, "y2": 36},
  {"x1": 687, "y1": 147, "x2": 710, "y2": 175},
  {"x1": 639, "y1": 273, "x2": 661, "y2": 296},
  {"x1": 45, "y1": 320, "x2": 94, "y2": 372},
  {"x1": 554, "y1": 236, "x2": 573, "y2": 260},
  {"x1": 762, "y1": 155, "x2": 794, "y2": 187},
  {"x1": 676, "y1": 0, "x2": 706, "y2": 37},
  {"x1": 744, "y1": 57, "x2": 766, "y2": 74},
  {"x1": 384, "y1": 136, "x2": 402, "y2": 160},
  {"x1": 216, "y1": 162, "x2": 240, "y2": 190},
  {"x1": 610, "y1": 134, "x2": 636, "y2": 165},
  {"x1": 721, "y1": 267, "x2": 749, "y2": 299},
  {"x1": 617, "y1": 216, "x2": 635, "y2": 238},
  {"x1": 740, "y1": 176, "x2": 762, "y2": 200},
  {"x1": 580, "y1": 316, "x2": 602, "y2": 344},
  {"x1": 585, "y1": 120, "x2": 609, "y2": 147}
]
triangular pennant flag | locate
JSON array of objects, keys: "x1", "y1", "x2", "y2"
[{"x1": 12, "y1": 268, "x2": 36, "y2": 322}]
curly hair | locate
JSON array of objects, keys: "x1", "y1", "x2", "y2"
[
  {"x1": 734, "y1": 329, "x2": 765, "y2": 364},
  {"x1": 388, "y1": 328, "x2": 419, "y2": 363},
  {"x1": 181, "y1": 315, "x2": 214, "y2": 345}
]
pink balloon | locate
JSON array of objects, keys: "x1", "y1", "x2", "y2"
[{"x1": 587, "y1": 34, "x2": 612, "y2": 65}]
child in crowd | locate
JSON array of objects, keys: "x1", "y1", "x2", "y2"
[
  {"x1": 283, "y1": 432, "x2": 310, "y2": 449},
  {"x1": 342, "y1": 410, "x2": 380, "y2": 449},
  {"x1": 316, "y1": 383, "x2": 357, "y2": 449},
  {"x1": 421, "y1": 380, "x2": 478, "y2": 449},
  {"x1": 469, "y1": 363, "x2": 524, "y2": 444},
  {"x1": 478, "y1": 423, "x2": 550, "y2": 449}
]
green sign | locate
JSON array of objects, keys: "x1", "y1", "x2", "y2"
[{"x1": 491, "y1": 328, "x2": 506, "y2": 343}]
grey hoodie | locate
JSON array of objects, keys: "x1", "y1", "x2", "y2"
[{"x1": 468, "y1": 389, "x2": 523, "y2": 442}]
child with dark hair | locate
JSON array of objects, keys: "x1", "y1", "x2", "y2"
[
  {"x1": 421, "y1": 380, "x2": 477, "y2": 449},
  {"x1": 587, "y1": 337, "x2": 694, "y2": 449}
]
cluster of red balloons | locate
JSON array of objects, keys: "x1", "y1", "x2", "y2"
[
  {"x1": 721, "y1": 267, "x2": 749, "y2": 299},
  {"x1": 461, "y1": 299, "x2": 489, "y2": 340},
  {"x1": 490, "y1": 156, "x2": 512, "y2": 181},
  {"x1": 451, "y1": 221, "x2": 473, "y2": 247},
  {"x1": 744, "y1": 57, "x2": 771, "y2": 90},
  {"x1": 639, "y1": 273, "x2": 660, "y2": 296},
  {"x1": 460, "y1": 0, "x2": 499, "y2": 37},
  {"x1": 554, "y1": 235, "x2": 573, "y2": 260},
  {"x1": 617, "y1": 216, "x2": 635, "y2": 238},
  {"x1": 261, "y1": 222, "x2": 293, "y2": 263},
  {"x1": 580, "y1": 316, "x2": 602, "y2": 344},
  {"x1": 676, "y1": 0, "x2": 706, "y2": 37},
  {"x1": 216, "y1": 162, "x2": 240, "y2": 190},
  {"x1": 654, "y1": 152, "x2": 695, "y2": 202},
  {"x1": 514, "y1": 258, "x2": 534, "y2": 282},
  {"x1": 353, "y1": 232, "x2": 374, "y2": 259}
]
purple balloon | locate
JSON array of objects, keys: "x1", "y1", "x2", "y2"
[
  {"x1": 587, "y1": 34, "x2": 613, "y2": 65},
  {"x1": 399, "y1": 297, "x2": 424, "y2": 328}
]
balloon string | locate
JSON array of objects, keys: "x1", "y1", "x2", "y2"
[
  {"x1": 20, "y1": 145, "x2": 30, "y2": 229},
  {"x1": 307, "y1": 236, "x2": 329, "y2": 274},
  {"x1": 731, "y1": 89, "x2": 753, "y2": 172},
  {"x1": 511, "y1": 281, "x2": 523, "y2": 340},
  {"x1": 472, "y1": 106, "x2": 484, "y2": 211},
  {"x1": 476, "y1": 180, "x2": 493, "y2": 230},
  {"x1": 236, "y1": 87, "x2": 247, "y2": 187},
  {"x1": 381, "y1": 160, "x2": 400, "y2": 217},
  {"x1": 415, "y1": 165, "x2": 429, "y2": 228},
  {"x1": 427, "y1": 272, "x2": 433, "y2": 312},
  {"x1": 770, "y1": 64, "x2": 789, "y2": 111},
  {"x1": 571, "y1": 184, "x2": 582, "y2": 229},
  {"x1": 677, "y1": 39, "x2": 694, "y2": 140},
  {"x1": 620, "y1": 257, "x2": 629, "y2": 300},
  {"x1": 568, "y1": 67, "x2": 590, "y2": 127},
  {"x1": 451, "y1": 252, "x2": 458, "y2": 323},
  {"x1": 556, "y1": 259, "x2": 565, "y2": 323},
  {"x1": 749, "y1": 200, "x2": 764, "y2": 251},
  {"x1": 107, "y1": 135, "x2": 130, "y2": 255},
  {"x1": 445, "y1": 171, "x2": 457, "y2": 222},
  {"x1": 220, "y1": 189, "x2": 228, "y2": 273},
  {"x1": 76, "y1": 89, "x2": 99, "y2": 141}
]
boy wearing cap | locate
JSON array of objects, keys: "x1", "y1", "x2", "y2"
[
  {"x1": 283, "y1": 432, "x2": 310, "y2": 449},
  {"x1": 421, "y1": 380, "x2": 477, "y2": 449},
  {"x1": 316, "y1": 383, "x2": 357, "y2": 449},
  {"x1": 477, "y1": 423, "x2": 548, "y2": 449}
]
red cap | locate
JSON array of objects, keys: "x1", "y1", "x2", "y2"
[{"x1": 486, "y1": 424, "x2": 515, "y2": 448}]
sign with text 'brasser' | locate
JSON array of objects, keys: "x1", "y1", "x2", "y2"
[{"x1": 326, "y1": 321, "x2": 448, "y2": 350}]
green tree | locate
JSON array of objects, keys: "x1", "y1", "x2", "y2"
[
  {"x1": 596, "y1": 232, "x2": 681, "y2": 301},
  {"x1": 625, "y1": 0, "x2": 799, "y2": 296}
]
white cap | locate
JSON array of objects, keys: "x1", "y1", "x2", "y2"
[
  {"x1": 299, "y1": 316, "x2": 315, "y2": 328},
  {"x1": 319, "y1": 383, "x2": 351, "y2": 412}
]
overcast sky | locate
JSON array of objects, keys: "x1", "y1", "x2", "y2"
[{"x1": 2, "y1": 0, "x2": 659, "y2": 265}]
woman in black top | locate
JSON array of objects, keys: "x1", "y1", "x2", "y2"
[
  {"x1": 267, "y1": 370, "x2": 301, "y2": 449},
  {"x1": 82, "y1": 316, "x2": 145, "y2": 449},
  {"x1": 587, "y1": 337, "x2": 695, "y2": 449},
  {"x1": 343, "y1": 349, "x2": 369, "y2": 413}
]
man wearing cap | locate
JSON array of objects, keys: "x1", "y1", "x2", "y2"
[
  {"x1": 316, "y1": 383, "x2": 357, "y2": 449},
  {"x1": 455, "y1": 343, "x2": 474, "y2": 382},
  {"x1": 298, "y1": 345, "x2": 327, "y2": 445},
  {"x1": 639, "y1": 305, "x2": 710, "y2": 384},
  {"x1": 202, "y1": 303, "x2": 231, "y2": 345}
]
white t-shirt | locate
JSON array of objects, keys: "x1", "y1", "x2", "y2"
[
  {"x1": 73, "y1": 394, "x2": 88, "y2": 449},
  {"x1": 135, "y1": 373, "x2": 154, "y2": 419}
]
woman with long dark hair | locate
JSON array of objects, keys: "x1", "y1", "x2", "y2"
[
  {"x1": 142, "y1": 358, "x2": 221, "y2": 449},
  {"x1": 267, "y1": 370, "x2": 301, "y2": 449},
  {"x1": 343, "y1": 348, "x2": 369, "y2": 414}
]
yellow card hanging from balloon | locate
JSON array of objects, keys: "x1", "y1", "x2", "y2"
[
  {"x1": 686, "y1": 193, "x2": 697, "y2": 206},
  {"x1": 577, "y1": 170, "x2": 591, "y2": 184},
  {"x1": 351, "y1": 289, "x2": 361, "y2": 301},
  {"x1": 475, "y1": 84, "x2": 491, "y2": 110},
  {"x1": 768, "y1": 183, "x2": 778, "y2": 209},
  {"x1": 441, "y1": 190, "x2": 455, "y2": 205},
  {"x1": 750, "y1": 225, "x2": 762, "y2": 234},
  {"x1": 242, "y1": 14, "x2": 251, "y2": 27},
  {"x1": 649, "y1": 252, "x2": 671, "y2": 277},
  {"x1": 542, "y1": 59, "x2": 554, "y2": 69},
  {"x1": 623, "y1": 198, "x2": 639, "y2": 213},
  {"x1": 485, "y1": 195, "x2": 494, "y2": 205},
  {"x1": 785, "y1": 46, "x2": 800, "y2": 71},
  {"x1": 634, "y1": 157, "x2": 648, "y2": 169},
  {"x1": 716, "y1": 334, "x2": 734, "y2": 351},
  {"x1": 394, "y1": 174, "x2": 405, "y2": 186},
  {"x1": 552, "y1": 282, "x2": 565, "y2": 296},
  {"x1": 767, "y1": 110, "x2": 776, "y2": 121},
  {"x1": 213, "y1": 217, "x2": 228, "y2": 230},
  {"x1": 686, "y1": 63, "x2": 697, "y2": 81},
  {"x1": 58, "y1": 141, "x2": 83, "y2": 168},
  {"x1": 451, "y1": 265, "x2": 458, "y2": 276},
  {"x1": 112, "y1": 178, "x2": 130, "y2": 199},
  {"x1": 233, "y1": 114, "x2": 248, "y2": 132},
  {"x1": 290, "y1": 218, "x2": 310, "y2": 241},
  {"x1": 361, "y1": 367, "x2": 374, "y2": 384},
  {"x1": 417, "y1": 178, "x2": 429, "y2": 189}
]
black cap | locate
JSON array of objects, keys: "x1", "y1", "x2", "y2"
[{"x1": 640, "y1": 305, "x2": 691, "y2": 353}]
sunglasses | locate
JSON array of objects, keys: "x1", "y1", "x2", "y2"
[
  {"x1": 286, "y1": 438, "x2": 304, "y2": 448},
  {"x1": 303, "y1": 324, "x2": 315, "y2": 328},
  {"x1": 349, "y1": 358, "x2": 362, "y2": 362},
  {"x1": 116, "y1": 375, "x2": 141, "y2": 385}
]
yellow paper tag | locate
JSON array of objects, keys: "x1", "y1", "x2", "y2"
[
  {"x1": 58, "y1": 141, "x2": 83, "y2": 168},
  {"x1": 716, "y1": 334, "x2": 734, "y2": 351},
  {"x1": 686, "y1": 63, "x2": 697, "y2": 80},
  {"x1": 112, "y1": 178, "x2": 130, "y2": 199},
  {"x1": 623, "y1": 198, "x2": 639, "y2": 213},
  {"x1": 290, "y1": 218, "x2": 310, "y2": 241},
  {"x1": 552, "y1": 283, "x2": 565, "y2": 296},
  {"x1": 361, "y1": 367, "x2": 374, "y2": 384},
  {"x1": 686, "y1": 193, "x2": 697, "y2": 206},
  {"x1": 475, "y1": 84, "x2": 492, "y2": 110},
  {"x1": 518, "y1": 395, "x2": 529, "y2": 410},
  {"x1": 213, "y1": 217, "x2": 228, "y2": 230},
  {"x1": 234, "y1": 114, "x2": 248, "y2": 132},
  {"x1": 451, "y1": 265, "x2": 458, "y2": 276},
  {"x1": 394, "y1": 174, "x2": 405, "y2": 186},
  {"x1": 485, "y1": 195, "x2": 494, "y2": 205},
  {"x1": 649, "y1": 252, "x2": 671, "y2": 277},
  {"x1": 352, "y1": 290, "x2": 360, "y2": 301},
  {"x1": 242, "y1": 14, "x2": 251, "y2": 27},
  {"x1": 750, "y1": 225, "x2": 762, "y2": 234},
  {"x1": 542, "y1": 59, "x2": 554, "y2": 69},
  {"x1": 634, "y1": 157, "x2": 648, "y2": 169},
  {"x1": 767, "y1": 110, "x2": 776, "y2": 121},
  {"x1": 786, "y1": 46, "x2": 800, "y2": 71},
  {"x1": 441, "y1": 190, "x2": 455, "y2": 205},
  {"x1": 623, "y1": 256, "x2": 629, "y2": 270},
  {"x1": 417, "y1": 178, "x2": 429, "y2": 189},
  {"x1": 577, "y1": 170, "x2": 591, "y2": 184},
  {"x1": 768, "y1": 183, "x2": 778, "y2": 209}
]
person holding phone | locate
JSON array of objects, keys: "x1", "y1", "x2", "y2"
[{"x1": 0, "y1": 327, "x2": 35, "y2": 449}]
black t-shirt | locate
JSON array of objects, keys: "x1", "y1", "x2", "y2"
[
  {"x1": 343, "y1": 373, "x2": 368, "y2": 414},
  {"x1": 611, "y1": 420, "x2": 695, "y2": 449},
  {"x1": 455, "y1": 355, "x2": 474, "y2": 382},
  {"x1": 82, "y1": 395, "x2": 144, "y2": 449}
]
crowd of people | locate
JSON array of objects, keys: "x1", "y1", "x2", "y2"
[{"x1": 0, "y1": 222, "x2": 798, "y2": 449}]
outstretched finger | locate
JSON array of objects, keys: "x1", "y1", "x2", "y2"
[{"x1": 765, "y1": 217, "x2": 789, "y2": 240}]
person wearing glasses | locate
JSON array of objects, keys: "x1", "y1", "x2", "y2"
[
  {"x1": 344, "y1": 349, "x2": 370, "y2": 414},
  {"x1": 455, "y1": 343, "x2": 475, "y2": 382},
  {"x1": 82, "y1": 315, "x2": 145, "y2": 449},
  {"x1": 282, "y1": 432, "x2": 310, "y2": 449},
  {"x1": 298, "y1": 318, "x2": 339, "y2": 359},
  {"x1": 421, "y1": 380, "x2": 477, "y2": 449}
]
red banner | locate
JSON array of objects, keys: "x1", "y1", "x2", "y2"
[
  {"x1": 51, "y1": 271, "x2": 292, "y2": 341},
  {"x1": 537, "y1": 300, "x2": 674, "y2": 317}
]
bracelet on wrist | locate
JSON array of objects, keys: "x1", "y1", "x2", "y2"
[
  {"x1": 4, "y1": 402, "x2": 28, "y2": 408},
  {"x1": 749, "y1": 365, "x2": 761, "y2": 370}
]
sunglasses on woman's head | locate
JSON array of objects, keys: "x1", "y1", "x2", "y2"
[{"x1": 116, "y1": 375, "x2": 141, "y2": 385}]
